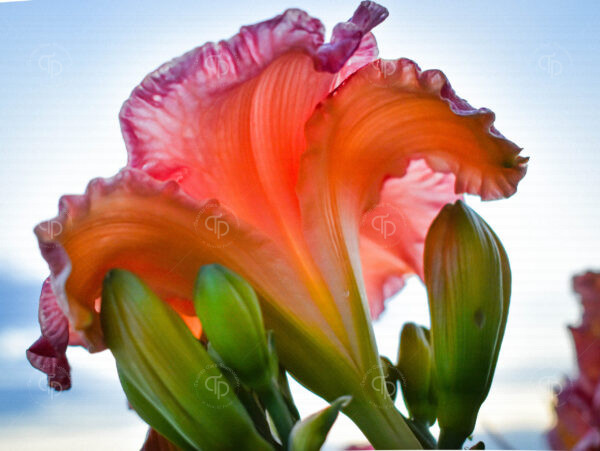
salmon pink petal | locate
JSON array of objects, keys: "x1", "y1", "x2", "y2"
[
  {"x1": 26, "y1": 278, "x2": 71, "y2": 391},
  {"x1": 359, "y1": 159, "x2": 461, "y2": 317},
  {"x1": 120, "y1": 3, "x2": 386, "y2": 249},
  {"x1": 299, "y1": 58, "x2": 528, "y2": 326},
  {"x1": 360, "y1": 236, "x2": 410, "y2": 318}
]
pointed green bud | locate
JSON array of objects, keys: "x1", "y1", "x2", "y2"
[
  {"x1": 396, "y1": 323, "x2": 436, "y2": 427},
  {"x1": 101, "y1": 270, "x2": 272, "y2": 451},
  {"x1": 194, "y1": 264, "x2": 273, "y2": 390},
  {"x1": 424, "y1": 200, "x2": 510, "y2": 449},
  {"x1": 288, "y1": 396, "x2": 352, "y2": 451}
]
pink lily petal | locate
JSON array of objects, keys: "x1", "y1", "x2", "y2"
[
  {"x1": 26, "y1": 278, "x2": 71, "y2": 391},
  {"x1": 360, "y1": 159, "x2": 461, "y2": 317},
  {"x1": 120, "y1": 2, "x2": 386, "y2": 253}
]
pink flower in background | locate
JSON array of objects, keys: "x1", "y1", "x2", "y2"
[{"x1": 549, "y1": 272, "x2": 600, "y2": 451}]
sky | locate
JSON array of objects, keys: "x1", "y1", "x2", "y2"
[{"x1": 1, "y1": 0, "x2": 599, "y2": 449}]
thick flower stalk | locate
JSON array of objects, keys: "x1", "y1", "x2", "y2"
[{"x1": 27, "y1": 2, "x2": 527, "y2": 448}]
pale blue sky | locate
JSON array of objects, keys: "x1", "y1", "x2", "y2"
[{"x1": 1, "y1": 0, "x2": 599, "y2": 449}]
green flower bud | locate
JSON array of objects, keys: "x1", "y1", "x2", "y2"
[
  {"x1": 396, "y1": 323, "x2": 436, "y2": 427},
  {"x1": 194, "y1": 264, "x2": 273, "y2": 390},
  {"x1": 424, "y1": 201, "x2": 510, "y2": 449},
  {"x1": 101, "y1": 269, "x2": 272, "y2": 451},
  {"x1": 288, "y1": 396, "x2": 352, "y2": 451}
]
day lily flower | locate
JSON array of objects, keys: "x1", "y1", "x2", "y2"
[{"x1": 28, "y1": 1, "x2": 527, "y2": 448}]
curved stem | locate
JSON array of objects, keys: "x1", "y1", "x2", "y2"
[
  {"x1": 344, "y1": 390, "x2": 423, "y2": 449},
  {"x1": 407, "y1": 419, "x2": 437, "y2": 449}
]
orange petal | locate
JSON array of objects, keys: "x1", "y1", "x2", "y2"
[
  {"x1": 35, "y1": 168, "x2": 374, "y2": 406},
  {"x1": 299, "y1": 58, "x2": 528, "y2": 327},
  {"x1": 35, "y1": 170, "x2": 348, "y2": 373},
  {"x1": 360, "y1": 159, "x2": 461, "y2": 317},
  {"x1": 120, "y1": 5, "x2": 386, "y2": 252}
]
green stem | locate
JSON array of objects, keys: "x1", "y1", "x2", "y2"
[
  {"x1": 438, "y1": 428, "x2": 468, "y2": 449},
  {"x1": 344, "y1": 391, "x2": 423, "y2": 449},
  {"x1": 407, "y1": 420, "x2": 437, "y2": 449},
  {"x1": 258, "y1": 381, "x2": 296, "y2": 447}
]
